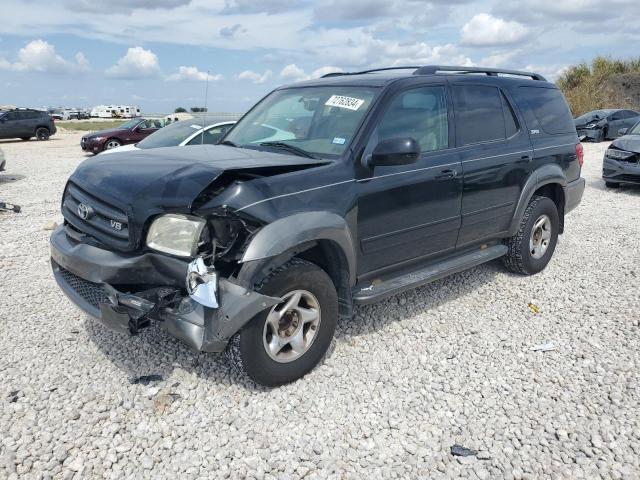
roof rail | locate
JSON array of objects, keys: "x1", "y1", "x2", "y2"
[
  {"x1": 321, "y1": 66, "x2": 421, "y2": 78},
  {"x1": 321, "y1": 65, "x2": 546, "y2": 81},
  {"x1": 413, "y1": 65, "x2": 546, "y2": 81}
]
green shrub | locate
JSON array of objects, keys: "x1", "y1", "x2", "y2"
[{"x1": 557, "y1": 57, "x2": 640, "y2": 116}]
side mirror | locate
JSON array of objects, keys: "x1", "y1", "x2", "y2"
[
  {"x1": 369, "y1": 137, "x2": 420, "y2": 167},
  {"x1": 618, "y1": 128, "x2": 628, "y2": 136}
]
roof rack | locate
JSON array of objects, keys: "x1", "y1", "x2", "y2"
[
  {"x1": 321, "y1": 65, "x2": 546, "y2": 81},
  {"x1": 413, "y1": 65, "x2": 546, "y2": 81}
]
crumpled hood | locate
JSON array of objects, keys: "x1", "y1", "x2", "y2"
[
  {"x1": 70, "y1": 144, "x2": 327, "y2": 211},
  {"x1": 610, "y1": 135, "x2": 640, "y2": 153}
]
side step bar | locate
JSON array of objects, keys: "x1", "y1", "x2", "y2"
[{"x1": 352, "y1": 245, "x2": 508, "y2": 305}]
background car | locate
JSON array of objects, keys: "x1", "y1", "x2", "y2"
[
  {"x1": 0, "y1": 108, "x2": 57, "y2": 141},
  {"x1": 80, "y1": 118, "x2": 165, "y2": 153},
  {"x1": 100, "y1": 118, "x2": 236, "y2": 155},
  {"x1": 575, "y1": 109, "x2": 640, "y2": 142},
  {"x1": 602, "y1": 120, "x2": 640, "y2": 188}
]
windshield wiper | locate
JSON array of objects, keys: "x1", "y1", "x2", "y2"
[
  {"x1": 220, "y1": 140, "x2": 238, "y2": 147},
  {"x1": 259, "y1": 141, "x2": 317, "y2": 159}
]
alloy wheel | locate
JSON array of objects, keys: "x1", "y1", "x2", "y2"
[
  {"x1": 262, "y1": 289, "x2": 321, "y2": 363},
  {"x1": 529, "y1": 214, "x2": 552, "y2": 259}
]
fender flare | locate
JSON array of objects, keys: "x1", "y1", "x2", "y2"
[
  {"x1": 240, "y1": 211, "x2": 357, "y2": 285},
  {"x1": 507, "y1": 164, "x2": 567, "y2": 236}
]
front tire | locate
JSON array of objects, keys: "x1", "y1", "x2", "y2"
[
  {"x1": 226, "y1": 258, "x2": 338, "y2": 387},
  {"x1": 35, "y1": 127, "x2": 50, "y2": 141},
  {"x1": 503, "y1": 196, "x2": 559, "y2": 275},
  {"x1": 104, "y1": 138, "x2": 121, "y2": 150}
]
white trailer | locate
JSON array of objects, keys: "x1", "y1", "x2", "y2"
[{"x1": 90, "y1": 105, "x2": 141, "y2": 118}]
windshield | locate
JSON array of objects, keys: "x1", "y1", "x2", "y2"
[
  {"x1": 118, "y1": 119, "x2": 142, "y2": 129},
  {"x1": 138, "y1": 120, "x2": 202, "y2": 149},
  {"x1": 224, "y1": 86, "x2": 378, "y2": 158},
  {"x1": 629, "y1": 122, "x2": 640, "y2": 135}
]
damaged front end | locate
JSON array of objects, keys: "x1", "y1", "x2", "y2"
[{"x1": 50, "y1": 201, "x2": 281, "y2": 352}]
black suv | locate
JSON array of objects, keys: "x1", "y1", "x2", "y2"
[
  {"x1": 50, "y1": 66, "x2": 585, "y2": 386},
  {"x1": 0, "y1": 108, "x2": 56, "y2": 141}
]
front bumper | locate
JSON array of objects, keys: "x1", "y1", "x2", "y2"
[
  {"x1": 50, "y1": 226, "x2": 279, "y2": 352},
  {"x1": 80, "y1": 137, "x2": 105, "y2": 153},
  {"x1": 576, "y1": 128, "x2": 603, "y2": 142},
  {"x1": 603, "y1": 157, "x2": 640, "y2": 185}
]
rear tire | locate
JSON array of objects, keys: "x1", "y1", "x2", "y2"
[
  {"x1": 35, "y1": 127, "x2": 50, "y2": 141},
  {"x1": 226, "y1": 258, "x2": 338, "y2": 387},
  {"x1": 605, "y1": 181, "x2": 619, "y2": 188},
  {"x1": 503, "y1": 196, "x2": 559, "y2": 275}
]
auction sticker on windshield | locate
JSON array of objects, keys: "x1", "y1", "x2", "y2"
[{"x1": 325, "y1": 95, "x2": 365, "y2": 111}]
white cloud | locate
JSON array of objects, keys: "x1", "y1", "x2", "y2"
[
  {"x1": 480, "y1": 50, "x2": 519, "y2": 68},
  {"x1": 280, "y1": 63, "x2": 307, "y2": 81},
  {"x1": 0, "y1": 39, "x2": 89, "y2": 73},
  {"x1": 279, "y1": 64, "x2": 342, "y2": 82},
  {"x1": 166, "y1": 66, "x2": 222, "y2": 82},
  {"x1": 238, "y1": 69, "x2": 272, "y2": 84},
  {"x1": 105, "y1": 47, "x2": 160, "y2": 79},
  {"x1": 460, "y1": 13, "x2": 529, "y2": 47}
]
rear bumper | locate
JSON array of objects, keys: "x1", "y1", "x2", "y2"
[
  {"x1": 603, "y1": 158, "x2": 640, "y2": 185},
  {"x1": 564, "y1": 177, "x2": 585, "y2": 214},
  {"x1": 50, "y1": 226, "x2": 279, "y2": 352}
]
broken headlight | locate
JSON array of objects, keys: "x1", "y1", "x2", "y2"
[
  {"x1": 146, "y1": 214, "x2": 206, "y2": 257},
  {"x1": 606, "y1": 148, "x2": 634, "y2": 160}
]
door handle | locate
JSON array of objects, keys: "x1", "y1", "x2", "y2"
[
  {"x1": 434, "y1": 169, "x2": 458, "y2": 180},
  {"x1": 516, "y1": 155, "x2": 532, "y2": 164}
]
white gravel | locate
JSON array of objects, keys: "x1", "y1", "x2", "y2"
[{"x1": 1, "y1": 132, "x2": 639, "y2": 479}]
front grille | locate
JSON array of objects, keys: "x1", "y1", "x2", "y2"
[
  {"x1": 62, "y1": 182, "x2": 130, "y2": 249},
  {"x1": 58, "y1": 267, "x2": 108, "y2": 309}
]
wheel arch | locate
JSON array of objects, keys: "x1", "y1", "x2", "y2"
[
  {"x1": 508, "y1": 164, "x2": 567, "y2": 236},
  {"x1": 237, "y1": 211, "x2": 356, "y2": 320}
]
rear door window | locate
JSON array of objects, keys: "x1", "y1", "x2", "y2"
[
  {"x1": 516, "y1": 87, "x2": 574, "y2": 134},
  {"x1": 453, "y1": 85, "x2": 506, "y2": 145}
]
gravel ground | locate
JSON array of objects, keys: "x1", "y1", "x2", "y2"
[{"x1": 1, "y1": 132, "x2": 639, "y2": 480}]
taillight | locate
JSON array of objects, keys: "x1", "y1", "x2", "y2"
[{"x1": 575, "y1": 142, "x2": 584, "y2": 167}]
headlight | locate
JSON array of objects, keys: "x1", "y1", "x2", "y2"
[
  {"x1": 146, "y1": 214, "x2": 206, "y2": 257},
  {"x1": 606, "y1": 148, "x2": 634, "y2": 160},
  {"x1": 585, "y1": 123, "x2": 598, "y2": 129}
]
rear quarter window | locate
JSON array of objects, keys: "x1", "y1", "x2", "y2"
[{"x1": 516, "y1": 87, "x2": 575, "y2": 134}]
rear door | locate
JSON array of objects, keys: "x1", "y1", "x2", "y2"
[
  {"x1": 356, "y1": 84, "x2": 463, "y2": 276},
  {"x1": 621, "y1": 110, "x2": 640, "y2": 134},
  {"x1": 452, "y1": 83, "x2": 533, "y2": 248}
]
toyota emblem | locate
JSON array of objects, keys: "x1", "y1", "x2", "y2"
[{"x1": 77, "y1": 202, "x2": 93, "y2": 220}]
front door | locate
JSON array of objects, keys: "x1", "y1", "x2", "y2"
[
  {"x1": 356, "y1": 85, "x2": 462, "y2": 277},
  {"x1": 0, "y1": 112, "x2": 22, "y2": 138}
]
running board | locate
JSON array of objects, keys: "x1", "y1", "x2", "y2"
[{"x1": 352, "y1": 245, "x2": 508, "y2": 304}]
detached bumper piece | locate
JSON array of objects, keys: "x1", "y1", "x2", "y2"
[
  {"x1": 55, "y1": 264, "x2": 180, "y2": 336},
  {"x1": 50, "y1": 226, "x2": 280, "y2": 352}
]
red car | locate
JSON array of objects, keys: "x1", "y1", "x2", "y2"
[{"x1": 80, "y1": 118, "x2": 164, "y2": 153}]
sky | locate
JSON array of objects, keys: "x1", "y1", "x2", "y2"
[{"x1": 0, "y1": 0, "x2": 639, "y2": 114}]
